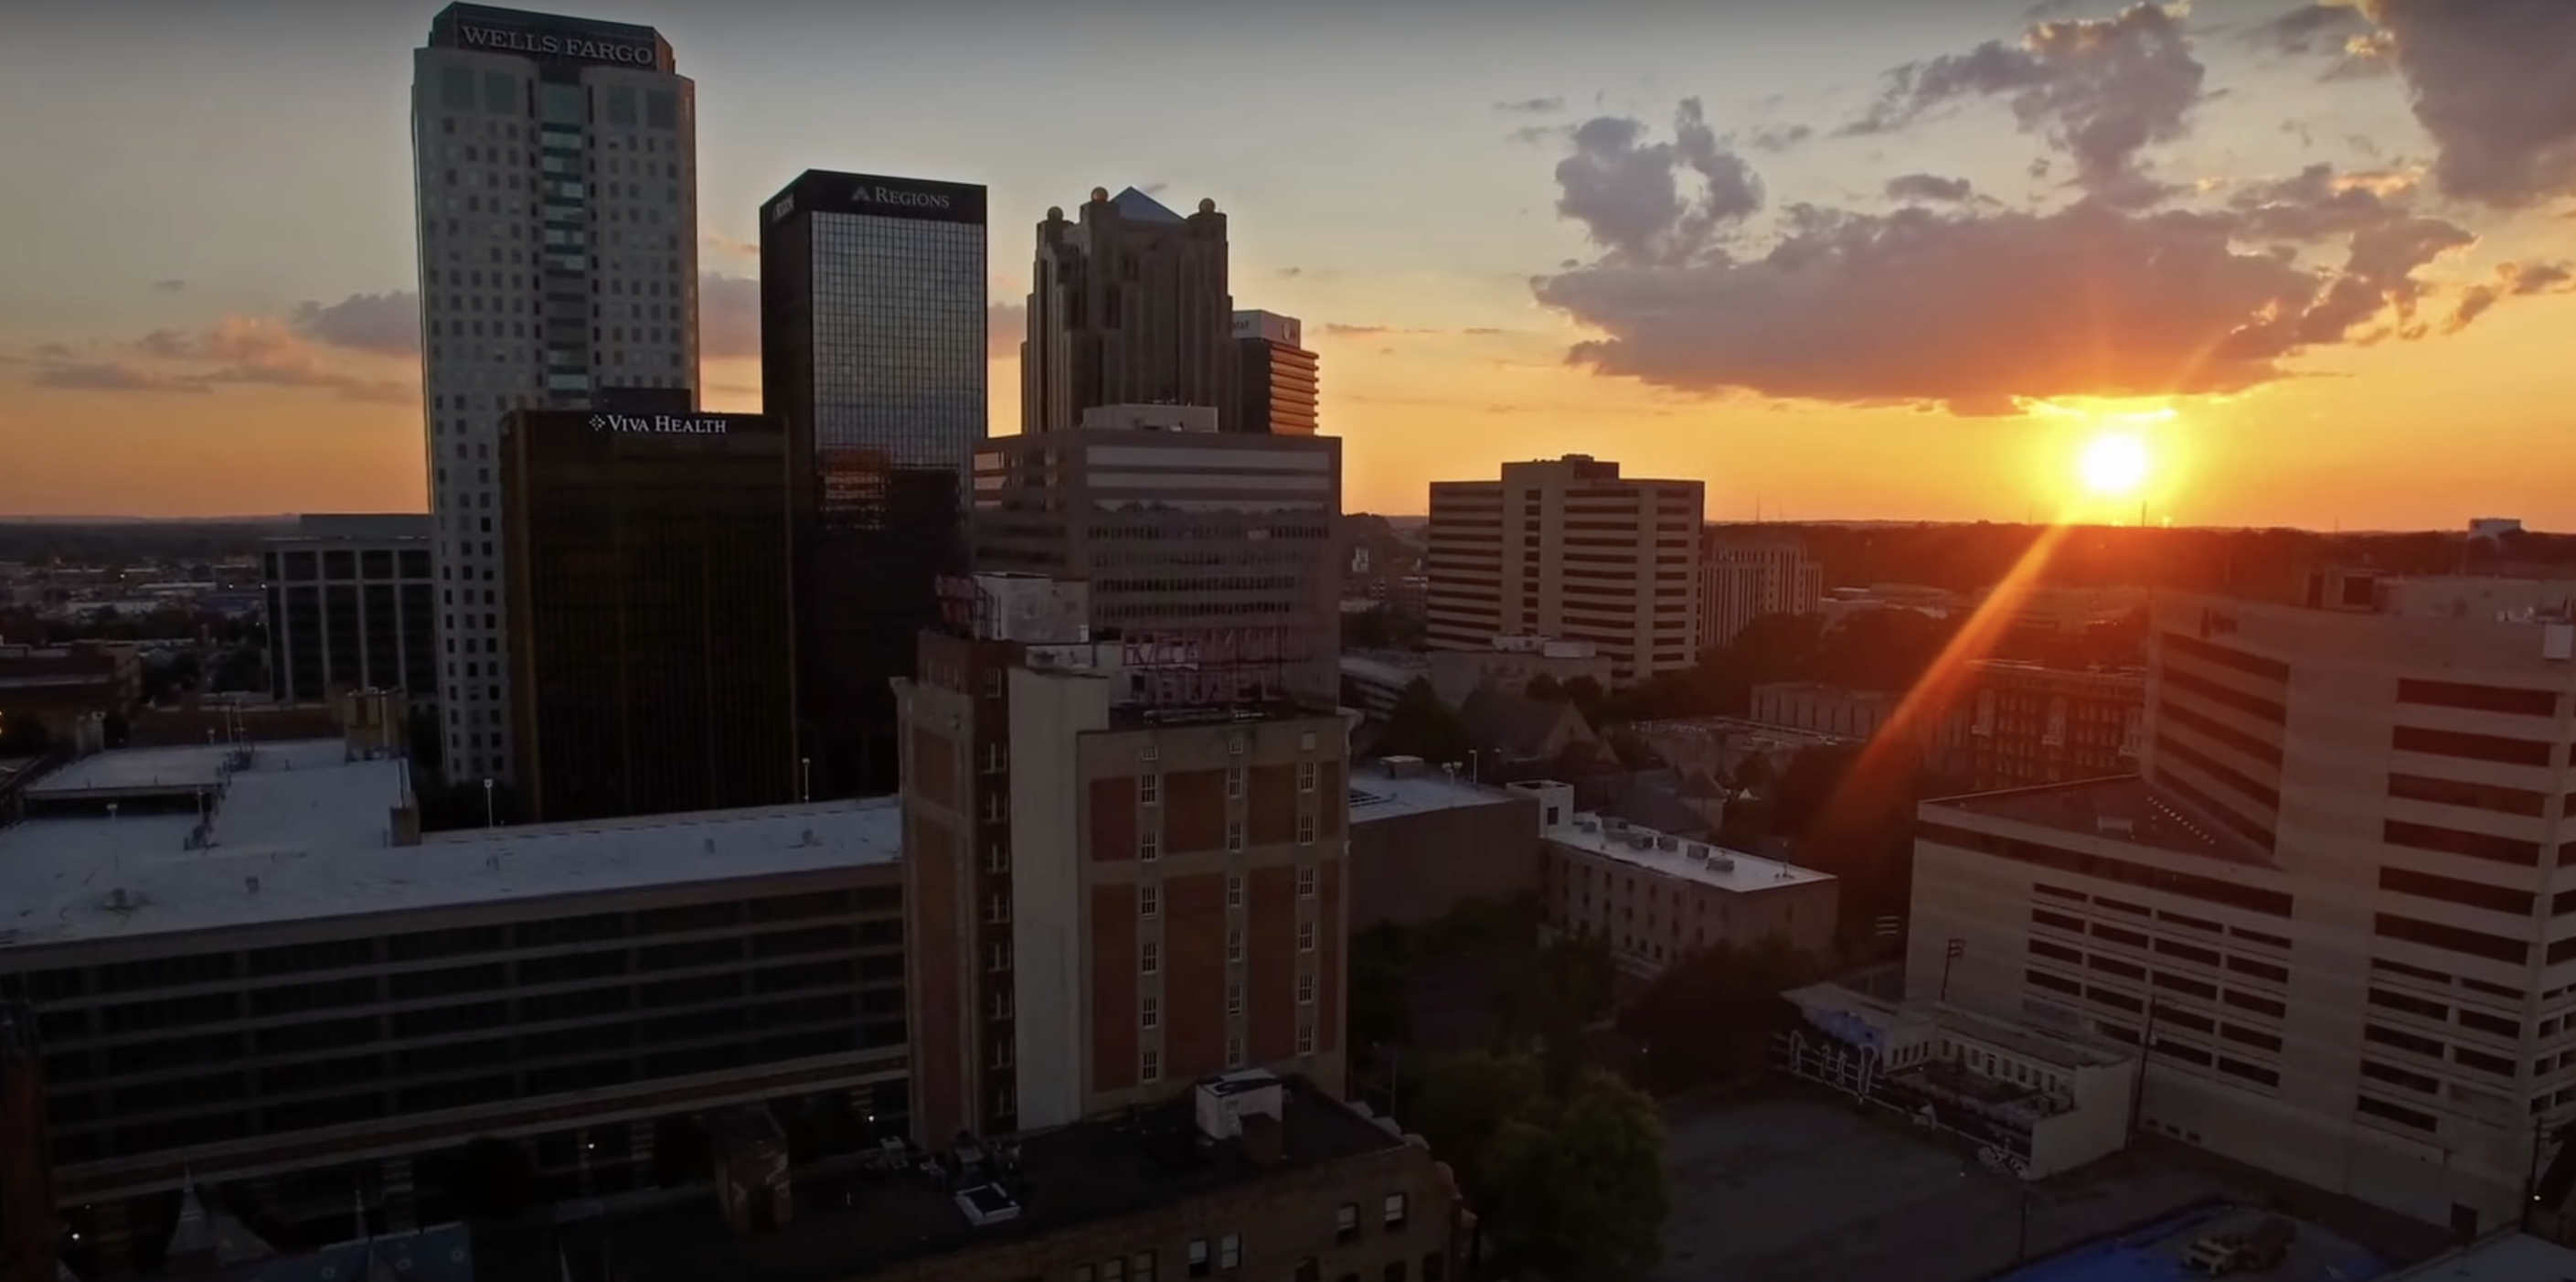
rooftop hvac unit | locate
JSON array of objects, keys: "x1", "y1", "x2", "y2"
[
  {"x1": 1655, "y1": 835, "x2": 1679, "y2": 852},
  {"x1": 1575, "y1": 817, "x2": 1600, "y2": 833},
  {"x1": 1708, "y1": 853, "x2": 1736, "y2": 871},
  {"x1": 1602, "y1": 817, "x2": 1630, "y2": 832},
  {"x1": 1684, "y1": 843, "x2": 1709, "y2": 861}
]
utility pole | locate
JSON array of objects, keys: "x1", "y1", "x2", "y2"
[
  {"x1": 2125, "y1": 999, "x2": 2161, "y2": 1144},
  {"x1": 1939, "y1": 938, "x2": 1964, "y2": 1002}
]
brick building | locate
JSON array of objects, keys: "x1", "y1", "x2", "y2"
[{"x1": 1957, "y1": 660, "x2": 2145, "y2": 791}]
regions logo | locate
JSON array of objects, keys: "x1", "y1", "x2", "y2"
[{"x1": 852, "y1": 185, "x2": 953, "y2": 211}]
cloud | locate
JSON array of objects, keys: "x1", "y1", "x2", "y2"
[
  {"x1": 1886, "y1": 173, "x2": 1976, "y2": 202},
  {"x1": 702, "y1": 228, "x2": 759, "y2": 259},
  {"x1": 2352, "y1": 0, "x2": 2576, "y2": 208},
  {"x1": 1746, "y1": 123, "x2": 1815, "y2": 154},
  {"x1": 2241, "y1": 3, "x2": 2370, "y2": 56},
  {"x1": 1851, "y1": 3, "x2": 2206, "y2": 202},
  {"x1": 1508, "y1": 124, "x2": 1571, "y2": 146},
  {"x1": 1496, "y1": 97, "x2": 1565, "y2": 113},
  {"x1": 1555, "y1": 99, "x2": 1764, "y2": 265},
  {"x1": 1530, "y1": 123, "x2": 2513, "y2": 414},
  {"x1": 699, "y1": 272, "x2": 761, "y2": 359},
  {"x1": 988, "y1": 302, "x2": 1026, "y2": 357},
  {"x1": 151, "y1": 279, "x2": 187, "y2": 294},
  {"x1": 33, "y1": 362, "x2": 211, "y2": 394},
  {"x1": 291, "y1": 292, "x2": 420, "y2": 358},
  {"x1": 2446, "y1": 260, "x2": 2576, "y2": 331}
]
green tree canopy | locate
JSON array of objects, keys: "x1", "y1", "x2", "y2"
[
  {"x1": 1480, "y1": 1074, "x2": 1670, "y2": 1282},
  {"x1": 1523, "y1": 673, "x2": 1566, "y2": 703},
  {"x1": 1618, "y1": 937, "x2": 1819, "y2": 1094}
]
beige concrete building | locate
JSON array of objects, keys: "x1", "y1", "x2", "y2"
[
  {"x1": 1909, "y1": 572, "x2": 2576, "y2": 1234},
  {"x1": 1700, "y1": 529, "x2": 1823, "y2": 649},
  {"x1": 1424, "y1": 455, "x2": 1701, "y2": 685},
  {"x1": 1526, "y1": 780, "x2": 1838, "y2": 978},
  {"x1": 972, "y1": 419, "x2": 1341, "y2": 704}
]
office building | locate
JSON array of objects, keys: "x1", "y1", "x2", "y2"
[
  {"x1": 1023, "y1": 187, "x2": 1233, "y2": 433},
  {"x1": 1425, "y1": 454, "x2": 1703, "y2": 685},
  {"x1": 501, "y1": 409, "x2": 794, "y2": 822},
  {"x1": 0, "y1": 734, "x2": 907, "y2": 1279},
  {"x1": 1699, "y1": 529, "x2": 1822, "y2": 650},
  {"x1": 414, "y1": 4, "x2": 699, "y2": 786},
  {"x1": 1908, "y1": 572, "x2": 2576, "y2": 1234},
  {"x1": 602, "y1": 1072, "x2": 1465, "y2": 1282},
  {"x1": 0, "y1": 1002, "x2": 53, "y2": 1282},
  {"x1": 1228, "y1": 310, "x2": 1318, "y2": 435},
  {"x1": 894, "y1": 574, "x2": 1351, "y2": 1141},
  {"x1": 261, "y1": 514, "x2": 437, "y2": 703},
  {"x1": 761, "y1": 168, "x2": 985, "y2": 797},
  {"x1": 1959, "y1": 660, "x2": 2145, "y2": 791},
  {"x1": 972, "y1": 418, "x2": 1341, "y2": 704},
  {"x1": 1526, "y1": 780, "x2": 1838, "y2": 978}
]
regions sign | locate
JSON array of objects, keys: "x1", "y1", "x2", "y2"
[{"x1": 776, "y1": 171, "x2": 987, "y2": 227}]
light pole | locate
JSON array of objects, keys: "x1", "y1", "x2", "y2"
[
  {"x1": 481, "y1": 778, "x2": 495, "y2": 829},
  {"x1": 800, "y1": 756, "x2": 812, "y2": 804},
  {"x1": 1468, "y1": 749, "x2": 1480, "y2": 784}
]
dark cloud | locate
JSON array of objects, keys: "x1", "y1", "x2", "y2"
[
  {"x1": 1746, "y1": 123, "x2": 1814, "y2": 153},
  {"x1": 1554, "y1": 100, "x2": 1762, "y2": 265},
  {"x1": 1885, "y1": 173, "x2": 1976, "y2": 202},
  {"x1": 2447, "y1": 261, "x2": 2576, "y2": 331},
  {"x1": 2240, "y1": 3, "x2": 2369, "y2": 56},
  {"x1": 1508, "y1": 124, "x2": 1571, "y2": 146},
  {"x1": 1851, "y1": 3, "x2": 2205, "y2": 202},
  {"x1": 1530, "y1": 131, "x2": 2511, "y2": 414},
  {"x1": 151, "y1": 279, "x2": 187, "y2": 294},
  {"x1": 1496, "y1": 97, "x2": 1565, "y2": 113},
  {"x1": 292, "y1": 292, "x2": 421, "y2": 358},
  {"x1": 698, "y1": 272, "x2": 761, "y2": 359},
  {"x1": 2355, "y1": 0, "x2": 2576, "y2": 208},
  {"x1": 33, "y1": 362, "x2": 211, "y2": 394}
]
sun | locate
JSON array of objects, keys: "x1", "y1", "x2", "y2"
[{"x1": 2077, "y1": 433, "x2": 2152, "y2": 497}]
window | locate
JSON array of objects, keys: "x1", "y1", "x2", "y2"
[
  {"x1": 1298, "y1": 973, "x2": 1315, "y2": 1004},
  {"x1": 1229, "y1": 733, "x2": 1246, "y2": 755},
  {"x1": 1298, "y1": 921, "x2": 1316, "y2": 953},
  {"x1": 1142, "y1": 885, "x2": 1161, "y2": 918},
  {"x1": 1188, "y1": 1241, "x2": 1210, "y2": 1278},
  {"x1": 991, "y1": 1038, "x2": 1013, "y2": 1068},
  {"x1": 1141, "y1": 773, "x2": 1162, "y2": 806},
  {"x1": 1226, "y1": 1034, "x2": 1245, "y2": 1066},
  {"x1": 1103, "y1": 1259, "x2": 1126, "y2": 1282},
  {"x1": 1226, "y1": 983, "x2": 1244, "y2": 1015},
  {"x1": 1134, "y1": 1252, "x2": 1157, "y2": 1282},
  {"x1": 1297, "y1": 813, "x2": 1317, "y2": 846},
  {"x1": 1142, "y1": 1049, "x2": 1161, "y2": 1082},
  {"x1": 1228, "y1": 765, "x2": 1245, "y2": 798},
  {"x1": 1296, "y1": 1020, "x2": 1316, "y2": 1053},
  {"x1": 983, "y1": 743, "x2": 1007, "y2": 775},
  {"x1": 987, "y1": 942, "x2": 1012, "y2": 972},
  {"x1": 990, "y1": 990, "x2": 1014, "y2": 1020},
  {"x1": 985, "y1": 842, "x2": 1011, "y2": 873},
  {"x1": 1227, "y1": 929, "x2": 1244, "y2": 963},
  {"x1": 1140, "y1": 829, "x2": 1161, "y2": 861},
  {"x1": 1142, "y1": 942, "x2": 1160, "y2": 975},
  {"x1": 1143, "y1": 997, "x2": 1160, "y2": 1030},
  {"x1": 1227, "y1": 874, "x2": 1244, "y2": 908},
  {"x1": 1336, "y1": 1203, "x2": 1361, "y2": 1244},
  {"x1": 1297, "y1": 866, "x2": 1318, "y2": 898},
  {"x1": 1298, "y1": 761, "x2": 1318, "y2": 792},
  {"x1": 1227, "y1": 819, "x2": 1245, "y2": 853},
  {"x1": 1219, "y1": 1234, "x2": 1240, "y2": 1271},
  {"x1": 981, "y1": 668, "x2": 1004, "y2": 698},
  {"x1": 1384, "y1": 1192, "x2": 1410, "y2": 1228}
]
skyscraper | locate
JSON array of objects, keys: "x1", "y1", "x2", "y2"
[
  {"x1": 760, "y1": 170, "x2": 985, "y2": 796},
  {"x1": 501, "y1": 409, "x2": 794, "y2": 822},
  {"x1": 1229, "y1": 310, "x2": 1319, "y2": 435},
  {"x1": 414, "y1": 4, "x2": 699, "y2": 787},
  {"x1": 1023, "y1": 187, "x2": 1233, "y2": 433}
]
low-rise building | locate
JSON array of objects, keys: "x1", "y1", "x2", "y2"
[
  {"x1": 601, "y1": 1071, "x2": 1466, "y2": 1282},
  {"x1": 1528, "y1": 780, "x2": 1837, "y2": 978},
  {"x1": 1345, "y1": 757, "x2": 1541, "y2": 930},
  {"x1": 1748, "y1": 681, "x2": 1902, "y2": 741},
  {"x1": 1959, "y1": 660, "x2": 2145, "y2": 791}
]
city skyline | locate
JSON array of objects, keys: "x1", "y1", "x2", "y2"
[{"x1": 4, "y1": 0, "x2": 2574, "y2": 528}]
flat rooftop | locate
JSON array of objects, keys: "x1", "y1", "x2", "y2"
[
  {"x1": 1930, "y1": 775, "x2": 2260, "y2": 865},
  {"x1": 602, "y1": 1075, "x2": 1404, "y2": 1282},
  {"x1": 1996, "y1": 1201, "x2": 2388, "y2": 1282},
  {"x1": 1785, "y1": 982, "x2": 2132, "y2": 1073},
  {"x1": 0, "y1": 740, "x2": 901, "y2": 952},
  {"x1": 1544, "y1": 815, "x2": 1831, "y2": 893},
  {"x1": 2382, "y1": 1233, "x2": 2576, "y2": 1280},
  {"x1": 1347, "y1": 764, "x2": 1520, "y2": 823}
]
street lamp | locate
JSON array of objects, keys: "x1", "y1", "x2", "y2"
[
  {"x1": 481, "y1": 777, "x2": 495, "y2": 829},
  {"x1": 800, "y1": 756, "x2": 812, "y2": 804}
]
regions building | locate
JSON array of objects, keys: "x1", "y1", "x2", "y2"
[
  {"x1": 971, "y1": 416, "x2": 1342, "y2": 705},
  {"x1": 1425, "y1": 455, "x2": 1702, "y2": 686},
  {"x1": 1228, "y1": 310, "x2": 1318, "y2": 436},
  {"x1": 501, "y1": 408, "x2": 795, "y2": 822},
  {"x1": 893, "y1": 574, "x2": 1352, "y2": 1141},
  {"x1": 414, "y1": 3, "x2": 700, "y2": 785},
  {"x1": 760, "y1": 167, "x2": 985, "y2": 797},
  {"x1": 260, "y1": 514, "x2": 437, "y2": 704},
  {"x1": 1528, "y1": 780, "x2": 1838, "y2": 978},
  {"x1": 1699, "y1": 529, "x2": 1822, "y2": 650},
  {"x1": 0, "y1": 731, "x2": 907, "y2": 1280},
  {"x1": 1908, "y1": 571, "x2": 2576, "y2": 1234},
  {"x1": 1023, "y1": 187, "x2": 1233, "y2": 434}
]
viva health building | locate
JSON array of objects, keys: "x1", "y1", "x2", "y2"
[{"x1": 413, "y1": 4, "x2": 699, "y2": 790}]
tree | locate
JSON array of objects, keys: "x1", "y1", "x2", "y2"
[
  {"x1": 1480, "y1": 1074, "x2": 1670, "y2": 1282},
  {"x1": 1618, "y1": 937, "x2": 1818, "y2": 1094},
  {"x1": 1378, "y1": 678, "x2": 1469, "y2": 764},
  {"x1": 1347, "y1": 924, "x2": 1415, "y2": 1063},
  {"x1": 1342, "y1": 605, "x2": 1426, "y2": 651},
  {"x1": 1402, "y1": 1051, "x2": 1543, "y2": 1194},
  {"x1": 1560, "y1": 675, "x2": 1607, "y2": 724},
  {"x1": 1522, "y1": 673, "x2": 1566, "y2": 703}
]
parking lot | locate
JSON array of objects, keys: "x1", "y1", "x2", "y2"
[{"x1": 1652, "y1": 1093, "x2": 2386, "y2": 1282}]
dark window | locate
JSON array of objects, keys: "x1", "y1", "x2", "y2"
[
  {"x1": 2457, "y1": 1009, "x2": 2519, "y2": 1039},
  {"x1": 2363, "y1": 1023, "x2": 2446, "y2": 1057},
  {"x1": 2088, "y1": 986, "x2": 2143, "y2": 1011},
  {"x1": 2366, "y1": 987, "x2": 2449, "y2": 1020},
  {"x1": 2028, "y1": 968, "x2": 2082, "y2": 995},
  {"x1": 2392, "y1": 725, "x2": 2554, "y2": 769},
  {"x1": 2455, "y1": 1047, "x2": 2517, "y2": 1077},
  {"x1": 2216, "y1": 1057, "x2": 2280, "y2": 1087},
  {"x1": 2360, "y1": 1059, "x2": 2439, "y2": 1094},
  {"x1": 2156, "y1": 732, "x2": 2281, "y2": 813},
  {"x1": 2222, "y1": 989, "x2": 2286, "y2": 1019},
  {"x1": 2224, "y1": 956, "x2": 2290, "y2": 984},
  {"x1": 2160, "y1": 666, "x2": 2287, "y2": 725},
  {"x1": 2161, "y1": 1007, "x2": 2214, "y2": 1033},
  {"x1": 2154, "y1": 938, "x2": 2221, "y2": 967},
  {"x1": 2152, "y1": 971, "x2": 2217, "y2": 999},
  {"x1": 2219, "y1": 1023, "x2": 2283, "y2": 1052},
  {"x1": 2231, "y1": 925, "x2": 2291, "y2": 949},
  {"x1": 2089, "y1": 955, "x2": 2146, "y2": 980},
  {"x1": 2032, "y1": 909, "x2": 2085, "y2": 932},
  {"x1": 2374, "y1": 912, "x2": 2530, "y2": 965},
  {"x1": 2385, "y1": 819, "x2": 2545, "y2": 868},
  {"x1": 2379, "y1": 864, "x2": 2538, "y2": 913},
  {"x1": 2162, "y1": 632, "x2": 2290, "y2": 682},
  {"x1": 2092, "y1": 923, "x2": 2149, "y2": 948},
  {"x1": 2031, "y1": 940, "x2": 2084, "y2": 964},
  {"x1": 2153, "y1": 1039, "x2": 2212, "y2": 1066},
  {"x1": 2157, "y1": 700, "x2": 2283, "y2": 767},
  {"x1": 2398, "y1": 678, "x2": 2559, "y2": 719},
  {"x1": 1918, "y1": 822, "x2": 2294, "y2": 917},
  {"x1": 2388, "y1": 773, "x2": 2549, "y2": 818}
]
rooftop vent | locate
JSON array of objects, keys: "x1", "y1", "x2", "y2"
[
  {"x1": 1195, "y1": 1068, "x2": 1285, "y2": 1142},
  {"x1": 954, "y1": 1182, "x2": 1023, "y2": 1227},
  {"x1": 1708, "y1": 851, "x2": 1737, "y2": 871}
]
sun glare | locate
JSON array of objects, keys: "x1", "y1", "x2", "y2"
[{"x1": 2078, "y1": 433, "x2": 2152, "y2": 497}]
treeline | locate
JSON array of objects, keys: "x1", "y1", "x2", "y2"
[{"x1": 1776, "y1": 521, "x2": 2571, "y2": 597}]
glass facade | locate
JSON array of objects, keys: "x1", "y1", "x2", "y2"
[{"x1": 807, "y1": 211, "x2": 987, "y2": 479}]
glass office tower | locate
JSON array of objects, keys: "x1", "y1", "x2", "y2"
[{"x1": 761, "y1": 171, "x2": 985, "y2": 797}]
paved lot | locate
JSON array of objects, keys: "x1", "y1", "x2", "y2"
[{"x1": 1653, "y1": 1093, "x2": 2383, "y2": 1282}]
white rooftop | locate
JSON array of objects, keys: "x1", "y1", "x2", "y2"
[
  {"x1": 1543, "y1": 814, "x2": 1831, "y2": 893},
  {"x1": 0, "y1": 740, "x2": 902, "y2": 952},
  {"x1": 1347, "y1": 764, "x2": 1519, "y2": 823}
]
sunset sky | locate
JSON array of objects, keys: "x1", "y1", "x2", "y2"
[{"x1": 3, "y1": 0, "x2": 2571, "y2": 528}]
